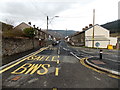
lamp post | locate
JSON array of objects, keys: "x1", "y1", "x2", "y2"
[
  {"x1": 47, "y1": 16, "x2": 49, "y2": 31},
  {"x1": 46, "y1": 16, "x2": 59, "y2": 31}
]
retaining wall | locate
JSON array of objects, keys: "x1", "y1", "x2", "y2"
[{"x1": 2, "y1": 38, "x2": 39, "y2": 56}]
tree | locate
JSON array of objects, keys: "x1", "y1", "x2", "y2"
[
  {"x1": 23, "y1": 28, "x2": 35, "y2": 38},
  {"x1": 4, "y1": 19, "x2": 15, "y2": 26}
]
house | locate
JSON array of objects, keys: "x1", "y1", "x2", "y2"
[
  {"x1": 14, "y1": 22, "x2": 56, "y2": 46},
  {"x1": 69, "y1": 24, "x2": 117, "y2": 48},
  {"x1": 14, "y1": 22, "x2": 32, "y2": 31},
  {"x1": 0, "y1": 21, "x2": 14, "y2": 31},
  {"x1": 68, "y1": 31, "x2": 85, "y2": 46}
]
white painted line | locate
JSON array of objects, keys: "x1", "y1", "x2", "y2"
[
  {"x1": 70, "y1": 52, "x2": 81, "y2": 60},
  {"x1": 70, "y1": 51, "x2": 94, "y2": 60},
  {"x1": 81, "y1": 50, "x2": 96, "y2": 54},
  {"x1": 58, "y1": 50, "x2": 60, "y2": 55},
  {"x1": 94, "y1": 76, "x2": 101, "y2": 81},
  {"x1": 63, "y1": 48, "x2": 67, "y2": 51}
]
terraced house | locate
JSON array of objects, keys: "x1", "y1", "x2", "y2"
[{"x1": 69, "y1": 24, "x2": 117, "y2": 48}]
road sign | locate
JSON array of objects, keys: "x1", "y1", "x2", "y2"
[{"x1": 95, "y1": 42, "x2": 100, "y2": 47}]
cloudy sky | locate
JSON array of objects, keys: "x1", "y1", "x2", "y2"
[{"x1": 0, "y1": 0, "x2": 119, "y2": 31}]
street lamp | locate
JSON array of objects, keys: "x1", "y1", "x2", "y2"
[{"x1": 47, "y1": 16, "x2": 59, "y2": 31}]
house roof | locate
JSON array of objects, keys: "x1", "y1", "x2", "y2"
[
  {"x1": 69, "y1": 24, "x2": 109, "y2": 38},
  {"x1": 69, "y1": 31, "x2": 85, "y2": 38},
  {"x1": 14, "y1": 22, "x2": 32, "y2": 30}
]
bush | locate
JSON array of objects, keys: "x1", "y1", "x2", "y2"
[{"x1": 23, "y1": 28, "x2": 35, "y2": 38}]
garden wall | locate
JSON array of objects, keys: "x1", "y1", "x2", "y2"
[{"x1": 2, "y1": 38, "x2": 39, "y2": 56}]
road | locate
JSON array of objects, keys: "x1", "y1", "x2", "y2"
[{"x1": 1, "y1": 40, "x2": 119, "y2": 89}]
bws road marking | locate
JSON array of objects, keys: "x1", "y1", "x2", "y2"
[
  {"x1": 11, "y1": 63, "x2": 50, "y2": 75},
  {"x1": 11, "y1": 55, "x2": 60, "y2": 76},
  {"x1": 26, "y1": 55, "x2": 60, "y2": 63},
  {"x1": 0, "y1": 47, "x2": 48, "y2": 74},
  {"x1": 27, "y1": 56, "x2": 45, "y2": 61}
]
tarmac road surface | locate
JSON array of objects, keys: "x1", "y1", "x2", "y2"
[{"x1": 1, "y1": 40, "x2": 119, "y2": 90}]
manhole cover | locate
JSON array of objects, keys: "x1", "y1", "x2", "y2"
[{"x1": 91, "y1": 60, "x2": 105, "y2": 64}]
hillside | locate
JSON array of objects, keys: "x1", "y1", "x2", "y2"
[
  {"x1": 101, "y1": 19, "x2": 120, "y2": 33},
  {"x1": 47, "y1": 30, "x2": 77, "y2": 38}
]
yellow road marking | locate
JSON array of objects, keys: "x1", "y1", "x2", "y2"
[
  {"x1": 34, "y1": 56, "x2": 41, "y2": 61},
  {"x1": 57, "y1": 60, "x2": 60, "y2": 64},
  {"x1": 25, "y1": 64, "x2": 42, "y2": 74},
  {"x1": 37, "y1": 64, "x2": 50, "y2": 75},
  {"x1": 55, "y1": 68, "x2": 59, "y2": 76},
  {"x1": 11, "y1": 63, "x2": 50, "y2": 75},
  {"x1": 38, "y1": 56, "x2": 44, "y2": 61},
  {"x1": 53, "y1": 88, "x2": 57, "y2": 90},
  {"x1": 45, "y1": 56, "x2": 50, "y2": 61},
  {"x1": 51, "y1": 56, "x2": 56, "y2": 61},
  {"x1": 0, "y1": 58, "x2": 26, "y2": 74},
  {"x1": 11, "y1": 63, "x2": 32, "y2": 74},
  {"x1": 0, "y1": 47, "x2": 48, "y2": 74},
  {"x1": 80, "y1": 58, "x2": 120, "y2": 79}
]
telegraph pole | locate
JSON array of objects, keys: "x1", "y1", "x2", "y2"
[
  {"x1": 92, "y1": 9, "x2": 95, "y2": 48},
  {"x1": 66, "y1": 28, "x2": 67, "y2": 36},
  {"x1": 47, "y1": 16, "x2": 49, "y2": 31}
]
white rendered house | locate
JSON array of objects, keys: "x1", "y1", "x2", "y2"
[{"x1": 85, "y1": 24, "x2": 117, "y2": 48}]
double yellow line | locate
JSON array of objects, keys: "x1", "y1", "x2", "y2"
[{"x1": 0, "y1": 47, "x2": 48, "y2": 74}]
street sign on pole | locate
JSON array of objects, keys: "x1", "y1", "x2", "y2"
[{"x1": 95, "y1": 42, "x2": 100, "y2": 47}]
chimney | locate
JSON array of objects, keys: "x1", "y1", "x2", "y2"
[
  {"x1": 85, "y1": 26, "x2": 88, "y2": 29},
  {"x1": 82, "y1": 28, "x2": 86, "y2": 31},
  {"x1": 89, "y1": 24, "x2": 93, "y2": 27},
  {"x1": 33, "y1": 25, "x2": 35, "y2": 28},
  {"x1": 28, "y1": 22, "x2": 31, "y2": 25}
]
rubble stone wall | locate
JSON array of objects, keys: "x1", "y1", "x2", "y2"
[{"x1": 2, "y1": 38, "x2": 39, "y2": 56}]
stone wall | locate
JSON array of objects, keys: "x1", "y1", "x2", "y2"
[{"x1": 2, "y1": 38, "x2": 39, "y2": 56}]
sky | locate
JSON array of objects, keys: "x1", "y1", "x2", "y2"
[{"x1": 0, "y1": 0, "x2": 119, "y2": 31}]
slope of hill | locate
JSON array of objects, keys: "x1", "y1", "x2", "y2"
[
  {"x1": 47, "y1": 30, "x2": 77, "y2": 38},
  {"x1": 101, "y1": 19, "x2": 120, "y2": 33}
]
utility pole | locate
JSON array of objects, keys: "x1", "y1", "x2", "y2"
[
  {"x1": 92, "y1": 9, "x2": 95, "y2": 48},
  {"x1": 66, "y1": 28, "x2": 67, "y2": 36},
  {"x1": 47, "y1": 16, "x2": 49, "y2": 31}
]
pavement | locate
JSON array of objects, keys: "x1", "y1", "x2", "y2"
[
  {"x1": 69, "y1": 45, "x2": 120, "y2": 79},
  {"x1": 69, "y1": 45, "x2": 120, "y2": 77},
  {"x1": 85, "y1": 56, "x2": 120, "y2": 77}
]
